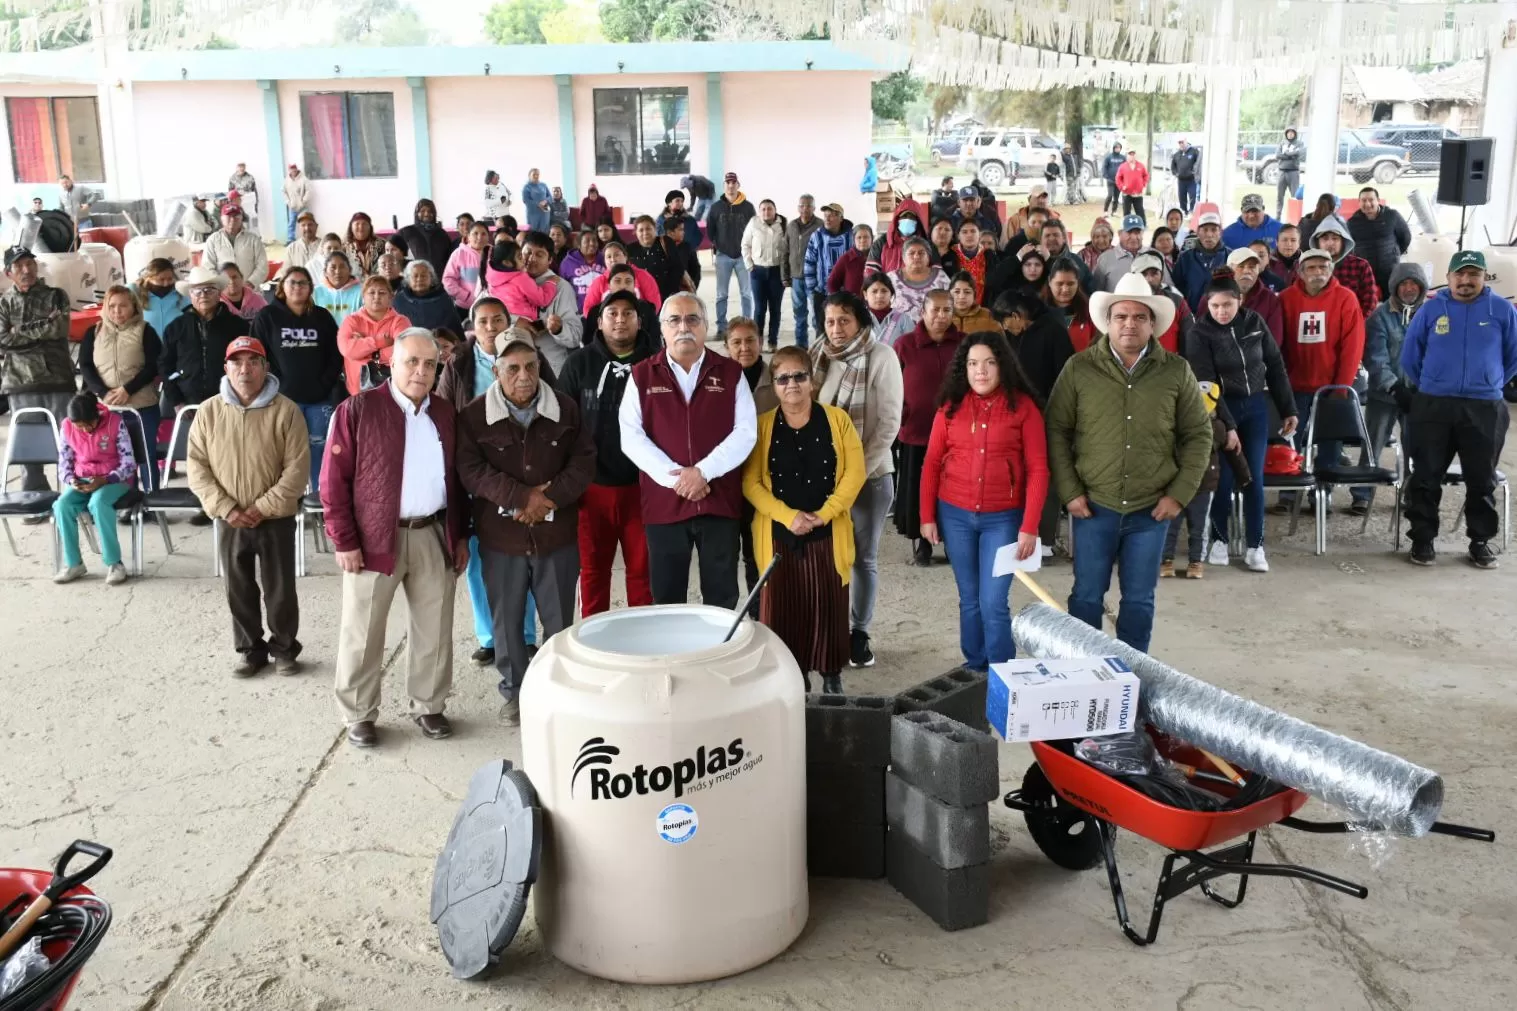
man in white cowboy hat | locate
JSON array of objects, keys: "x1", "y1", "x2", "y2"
[
  {"x1": 160, "y1": 264, "x2": 250, "y2": 412},
  {"x1": 1044, "y1": 272, "x2": 1214, "y2": 653},
  {"x1": 202, "y1": 203, "x2": 269, "y2": 287}
]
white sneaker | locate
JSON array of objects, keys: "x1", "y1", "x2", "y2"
[
  {"x1": 1206, "y1": 540, "x2": 1229, "y2": 566},
  {"x1": 53, "y1": 564, "x2": 86, "y2": 584},
  {"x1": 1244, "y1": 547, "x2": 1270, "y2": 573},
  {"x1": 105, "y1": 563, "x2": 129, "y2": 585}
]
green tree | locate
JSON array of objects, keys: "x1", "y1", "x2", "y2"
[
  {"x1": 871, "y1": 70, "x2": 922, "y2": 125},
  {"x1": 484, "y1": 0, "x2": 567, "y2": 45},
  {"x1": 600, "y1": 0, "x2": 713, "y2": 43}
]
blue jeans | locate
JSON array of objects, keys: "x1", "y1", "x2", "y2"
[
  {"x1": 1280, "y1": 391, "x2": 1342, "y2": 506},
  {"x1": 121, "y1": 405, "x2": 160, "y2": 491},
  {"x1": 54, "y1": 483, "x2": 129, "y2": 567},
  {"x1": 790, "y1": 283, "x2": 812, "y2": 349},
  {"x1": 1178, "y1": 179, "x2": 1199, "y2": 213},
  {"x1": 466, "y1": 535, "x2": 535, "y2": 648},
  {"x1": 713, "y1": 253, "x2": 753, "y2": 329},
  {"x1": 1351, "y1": 400, "x2": 1405, "y2": 506},
  {"x1": 286, "y1": 207, "x2": 298, "y2": 243},
  {"x1": 298, "y1": 403, "x2": 334, "y2": 494},
  {"x1": 1211, "y1": 393, "x2": 1269, "y2": 548},
  {"x1": 1164, "y1": 492, "x2": 1212, "y2": 562},
  {"x1": 692, "y1": 196, "x2": 713, "y2": 222},
  {"x1": 937, "y1": 501, "x2": 1022, "y2": 672},
  {"x1": 1069, "y1": 503, "x2": 1169, "y2": 653},
  {"x1": 750, "y1": 265, "x2": 784, "y2": 344}
]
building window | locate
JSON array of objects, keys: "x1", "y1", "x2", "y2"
[
  {"x1": 5, "y1": 96, "x2": 105, "y2": 184},
  {"x1": 593, "y1": 87, "x2": 691, "y2": 176},
  {"x1": 299, "y1": 92, "x2": 398, "y2": 180}
]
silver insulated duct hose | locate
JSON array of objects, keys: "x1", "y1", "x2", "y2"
[{"x1": 1011, "y1": 603, "x2": 1443, "y2": 836}]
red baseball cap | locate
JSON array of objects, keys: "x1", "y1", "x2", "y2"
[{"x1": 225, "y1": 336, "x2": 267, "y2": 360}]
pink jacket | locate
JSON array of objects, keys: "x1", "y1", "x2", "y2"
[
  {"x1": 442, "y1": 245, "x2": 485, "y2": 309},
  {"x1": 336, "y1": 307, "x2": 412, "y2": 395},
  {"x1": 486, "y1": 267, "x2": 560, "y2": 321},
  {"x1": 222, "y1": 287, "x2": 268, "y2": 321},
  {"x1": 61, "y1": 411, "x2": 135, "y2": 484},
  {"x1": 582, "y1": 266, "x2": 663, "y2": 312}
]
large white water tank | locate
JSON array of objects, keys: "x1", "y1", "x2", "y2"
[
  {"x1": 34, "y1": 251, "x2": 94, "y2": 309},
  {"x1": 1480, "y1": 246, "x2": 1517, "y2": 301},
  {"x1": 521, "y1": 605, "x2": 807, "y2": 984},
  {"x1": 78, "y1": 242, "x2": 125, "y2": 302},
  {"x1": 123, "y1": 235, "x2": 191, "y2": 285},
  {"x1": 1403, "y1": 234, "x2": 1458, "y2": 288}
]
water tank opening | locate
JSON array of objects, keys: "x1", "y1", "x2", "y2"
[{"x1": 574, "y1": 606, "x2": 739, "y2": 657}]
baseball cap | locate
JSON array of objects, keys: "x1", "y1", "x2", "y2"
[
  {"x1": 225, "y1": 336, "x2": 267, "y2": 360},
  {"x1": 1240, "y1": 193, "x2": 1266, "y2": 212},
  {"x1": 1298, "y1": 248, "x2": 1334, "y2": 265},
  {"x1": 1131, "y1": 252, "x2": 1166, "y2": 275},
  {"x1": 1121, "y1": 214, "x2": 1145, "y2": 232},
  {"x1": 495, "y1": 326, "x2": 538, "y2": 356},
  {"x1": 1449, "y1": 249, "x2": 1487, "y2": 273},
  {"x1": 4, "y1": 245, "x2": 36, "y2": 270},
  {"x1": 1196, "y1": 209, "x2": 1222, "y2": 227},
  {"x1": 724, "y1": 172, "x2": 739, "y2": 184},
  {"x1": 222, "y1": 204, "x2": 244, "y2": 216},
  {"x1": 1226, "y1": 247, "x2": 1263, "y2": 268},
  {"x1": 288, "y1": 163, "x2": 298, "y2": 170},
  {"x1": 822, "y1": 202, "x2": 844, "y2": 215},
  {"x1": 957, "y1": 186, "x2": 978, "y2": 199},
  {"x1": 1029, "y1": 183, "x2": 1048, "y2": 197}
]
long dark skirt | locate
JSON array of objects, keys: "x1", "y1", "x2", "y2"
[
  {"x1": 892, "y1": 441, "x2": 928, "y2": 540},
  {"x1": 760, "y1": 530, "x2": 849, "y2": 676}
]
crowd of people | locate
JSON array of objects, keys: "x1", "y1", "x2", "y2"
[{"x1": 2, "y1": 158, "x2": 1514, "y2": 747}]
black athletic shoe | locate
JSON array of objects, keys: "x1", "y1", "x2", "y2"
[
  {"x1": 1469, "y1": 541, "x2": 1498, "y2": 569},
  {"x1": 849, "y1": 629, "x2": 875, "y2": 668},
  {"x1": 1349, "y1": 499, "x2": 1371, "y2": 517},
  {"x1": 821, "y1": 673, "x2": 844, "y2": 695},
  {"x1": 1408, "y1": 541, "x2": 1436, "y2": 566},
  {"x1": 912, "y1": 539, "x2": 933, "y2": 566},
  {"x1": 471, "y1": 646, "x2": 495, "y2": 667}
]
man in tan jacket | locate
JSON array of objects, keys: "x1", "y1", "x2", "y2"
[{"x1": 188, "y1": 336, "x2": 310, "y2": 677}]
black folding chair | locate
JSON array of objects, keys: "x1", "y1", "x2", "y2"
[
  {"x1": 0, "y1": 407, "x2": 62, "y2": 569},
  {"x1": 140, "y1": 405, "x2": 220, "y2": 574},
  {"x1": 70, "y1": 406, "x2": 152, "y2": 576},
  {"x1": 1231, "y1": 400, "x2": 1315, "y2": 557},
  {"x1": 1304, "y1": 385, "x2": 1401, "y2": 555}
]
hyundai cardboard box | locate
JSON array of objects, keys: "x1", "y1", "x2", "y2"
[{"x1": 986, "y1": 657, "x2": 1141, "y2": 743}]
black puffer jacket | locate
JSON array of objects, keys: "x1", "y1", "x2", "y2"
[
  {"x1": 555, "y1": 325, "x2": 660, "y2": 486},
  {"x1": 1006, "y1": 303, "x2": 1076, "y2": 405},
  {"x1": 159, "y1": 304, "x2": 250, "y2": 409},
  {"x1": 1346, "y1": 206, "x2": 1412, "y2": 297},
  {"x1": 1183, "y1": 307, "x2": 1295, "y2": 425}
]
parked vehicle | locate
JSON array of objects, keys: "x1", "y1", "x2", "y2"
[
  {"x1": 1364, "y1": 123, "x2": 1459, "y2": 175},
  {"x1": 929, "y1": 130, "x2": 973, "y2": 165},
  {"x1": 958, "y1": 128, "x2": 1097, "y2": 188},
  {"x1": 1238, "y1": 129, "x2": 1409, "y2": 186}
]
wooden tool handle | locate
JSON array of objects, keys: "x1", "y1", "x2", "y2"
[
  {"x1": 0, "y1": 895, "x2": 53, "y2": 962},
  {"x1": 1199, "y1": 749, "x2": 1247, "y2": 786}
]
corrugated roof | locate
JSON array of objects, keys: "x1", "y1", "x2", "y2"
[
  {"x1": 1343, "y1": 65, "x2": 1426, "y2": 103},
  {"x1": 1419, "y1": 61, "x2": 1486, "y2": 103}
]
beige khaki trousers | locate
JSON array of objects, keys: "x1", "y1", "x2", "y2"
[{"x1": 333, "y1": 525, "x2": 457, "y2": 725}]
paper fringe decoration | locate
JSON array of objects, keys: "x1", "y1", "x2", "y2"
[
  {"x1": 3, "y1": 0, "x2": 295, "y2": 52},
  {"x1": 734, "y1": 0, "x2": 1512, "y2": 93}
]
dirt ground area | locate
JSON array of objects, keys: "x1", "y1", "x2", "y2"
[{"x1": 4, "y1": 254, "x2": 1514, "y2": 1008}]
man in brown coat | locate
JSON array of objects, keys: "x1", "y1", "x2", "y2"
[{"x1": 457, "y1": 331, "x2": 596, "y2": 724}]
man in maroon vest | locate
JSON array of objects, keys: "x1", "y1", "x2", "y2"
[{"x1": 618, "y1": 292, "x2": 757, "y2": 607}]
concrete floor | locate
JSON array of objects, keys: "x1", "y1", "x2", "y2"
[{"x1": 3, "y1": 278, "x2": 1514, "y2": 1008}]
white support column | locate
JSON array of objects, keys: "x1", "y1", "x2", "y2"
[
  {"x1": 1302, "y1": 0, "x2": 1345, "y2": 207},
  {"x1": 92, "y1": 0, "x2": 140, "y2": 200},
  {"x1": 1200, "y1": 0, "x2": 1238, "y2": 212},
  {"x1": 1470, "y1": 9, "x2": 1517, "y2": 246}
]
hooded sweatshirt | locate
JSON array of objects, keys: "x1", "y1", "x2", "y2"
[
  {"x1": 1221, "y1": 213, "x2": 1282, "y2": 251},
  {"x1": 397, "y1": 206, "x2": 458, "y2": 279},
  {"x1": 708, "y1": 192, "x2": 757, "y2": 259},
  {"x1": 1363, "y1": 262, "x2": 1426, "y2": 402},
  {"x1": 1279, "y1": 275, "x2": 1366, "y2": 394},
  {"x1": 1309, "y1": 215, "x2": 1379, "y2": 318},
  {"x1": 805, "y1": 222, "x2": 853, "y2": 296},
  {"x1": 442, "y1": 244, "x2": 485, "y2": 308},
  {"x1": 1174, "y1": 239, "x2": 1231, "y2": 311},
  {"x1": 253, "y1": 299, "x2": 343, "y2": 405},
  {"x1": 1401, "y1": 284, "x2": 1517, "y2": 401},
  {"x1": 1006, "y1": 304, "x2": 1076, "y2": 404},
  {"x1": 556, "y1": 324, "x2": 661, "y2": 486},
  {"x1": 187, "y1": 373, "x2": 309, "y2": 521}
]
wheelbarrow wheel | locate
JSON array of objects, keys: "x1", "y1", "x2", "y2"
[{"x1": 1021, "y1": 763, "x2": 1104, "y2": 871}]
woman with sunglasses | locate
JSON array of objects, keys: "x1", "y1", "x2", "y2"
[{"x1": 743, "y1": 345, "x2": 865, "y2": 695}]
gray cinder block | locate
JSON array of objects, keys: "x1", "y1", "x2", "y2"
[
  {"x1": 889, "y1": 711, "x2": 999, "y2": 807},
  {"x1": 886, "y1": 829, "x2": 989, "y2": 931},
  {"x1": 885, "y1": 771, "x2": 990, "y2": 869},
  {"x1": 894, "y1": 667, "x2": 989, "y2": 730},
  {"x1": 805, "y1": 693, "x2": 895, "y2": 766}
]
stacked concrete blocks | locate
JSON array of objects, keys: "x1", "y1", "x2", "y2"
[
  {"x1": 894, "y1": 666, "x2": 990, "y2": 731},
  {"x1": 886, "y1": 711, "x2": 998, "y2": 930},
  {"x1": 805, "y1": 694, "x2": 895, "y2": 878}
]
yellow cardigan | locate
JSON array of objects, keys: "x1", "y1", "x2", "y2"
[{"x1": 742, "y1": 404, "x2": 866, "y2": 584}]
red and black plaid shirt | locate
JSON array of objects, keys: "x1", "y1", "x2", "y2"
[{"x1": 1332, "y1": 253, "x2": 1380, "y2": 319}]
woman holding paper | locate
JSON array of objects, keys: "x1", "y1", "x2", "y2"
[{"x1": 919, "y1": 331, "x2": 1049, "y2": 672}]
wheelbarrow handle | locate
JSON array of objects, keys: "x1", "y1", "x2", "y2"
[
  {"x1": 0, "y1": 839, "x2": 113, "y2": 962},
  {"x1": 1428, "y1": 821, "x2": 1495, "y2": 842}
]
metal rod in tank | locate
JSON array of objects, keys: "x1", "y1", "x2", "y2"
[{"x1": 724, "y1": 554, "x2": 781, "y2": 643}]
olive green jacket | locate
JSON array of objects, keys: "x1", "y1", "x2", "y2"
[{"x1": 1045, "y1": 336, "x2": 1213, "y2": 515}]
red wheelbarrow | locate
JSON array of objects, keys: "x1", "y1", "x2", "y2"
[
  {"x1": 0, "y1": 842, "x2": 113, "y2": 1011},
  {"x1": 1004, "y1": 730, "x2": 1494, "y2": 945}
]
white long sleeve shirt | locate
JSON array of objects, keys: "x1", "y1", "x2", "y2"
[
  {"x1": 617, "y1": 351, "x2": 758, "y2": 487},
  {"x1": 389, "y1": 382, "x2": 448, "y2": 519}
]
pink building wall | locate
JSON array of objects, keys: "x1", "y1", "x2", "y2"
[
  {"x1": 426, "y1": 76, "x2": 562, "y2": 224},
  {"x1": 721, "y1": 71, "x2": 875, "y2": 230}
]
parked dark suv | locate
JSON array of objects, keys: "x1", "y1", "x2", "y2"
[{"x1": 1365, "y1": 123, "x2": 1460, "y2": 175}]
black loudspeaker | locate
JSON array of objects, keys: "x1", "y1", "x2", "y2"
[{"x1": 1437, "y1": 138, "x2": 1493, "y2": 206}]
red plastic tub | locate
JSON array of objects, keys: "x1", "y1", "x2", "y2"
[
  {"x1": 0, "y1": 868, "x2": 104, "y2": 1011},
  {"x1": 1029, "y1": 736, "x2": 1309, "y2": 851}
]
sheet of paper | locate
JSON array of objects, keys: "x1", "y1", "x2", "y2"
[{"x1": 992, "y1": 538, "x2": 1043, "y2": 576}]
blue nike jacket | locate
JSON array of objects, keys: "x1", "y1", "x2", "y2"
[{"x1": 1401, "y1": 287, "x2": 1517, "y2": 400}]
